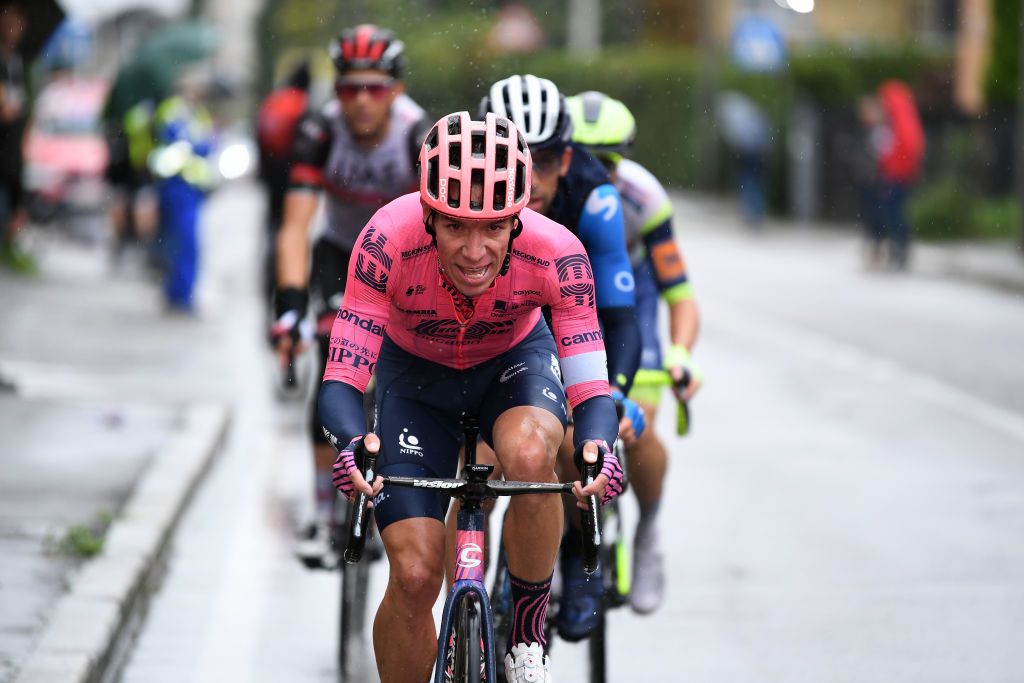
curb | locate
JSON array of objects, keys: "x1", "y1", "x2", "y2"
[{"x1": 13, "y1": 402, "x2": 231, "y2": 683}]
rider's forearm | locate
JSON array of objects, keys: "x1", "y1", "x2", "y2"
[
  {"x1": 275, "y1": 192, "x2": 317, "y2": 289},
  {"x1": 669, "y1": 297, "x2": 700, "y2": 351},
  {"x1": 318, "y1": 380, "x2": 367, "y2": 448},
  {"x1": 571, "y1": 394, "x2": 618, "y2": 450},
  {"x1": 597, "y1": 305, "x2": 641, "y2": 394}
]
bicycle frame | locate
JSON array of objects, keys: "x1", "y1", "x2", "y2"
[{"x1": 437, "y1": 495, "x2": 498, "y2": 682}]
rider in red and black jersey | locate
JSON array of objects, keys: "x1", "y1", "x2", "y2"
[{"x1": 269, "y1": 25, "x2": 430, "y2": 563}]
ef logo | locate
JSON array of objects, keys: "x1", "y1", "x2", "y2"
[{"x1": 457, "y1": 542, "x2": 482, "y2": 569}]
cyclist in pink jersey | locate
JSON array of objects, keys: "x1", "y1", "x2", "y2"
[{"x1": 319, "y1": 112, "x2": 623, "y2": 683}]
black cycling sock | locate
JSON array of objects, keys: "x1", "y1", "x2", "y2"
[{"x1": 506, "y1": 573, "x2": 552, "y2": 656}]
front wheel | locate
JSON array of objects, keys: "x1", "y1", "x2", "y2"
[{"x1": 454, "y1": 593, "x2": 483, "y2": 682}]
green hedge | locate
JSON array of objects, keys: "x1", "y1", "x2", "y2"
[{"x1": 258, "y1": 5, "x2": 952, "y2": 191}]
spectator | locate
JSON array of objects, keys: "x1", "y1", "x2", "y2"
[
  {"x1": 858, "y1": 81, "x2": 925, "y2": 270},
  {"x1": 716, "y1": 90, "x2": 770, "y2": 227},
  {"x1": 148, "y1": 73, "x2": 216, "y2": 312},
  {"x1": 0, "y1": 1, "x2": 30, "y2": 273},
  {"x1": 104, "y1": 98, "x2": 157, "y2": 262}
]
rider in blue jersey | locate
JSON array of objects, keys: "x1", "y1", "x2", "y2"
[
  {"x1": 481, "y1": 75, "x2": 644, "y2": 641},
  {"x1": 568, "y1": 91, "x2": 704, "y2": 615}
]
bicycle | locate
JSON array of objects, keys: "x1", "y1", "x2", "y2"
[
  {"x1": 293, "y1": 378, "x2": 382, "y2": 677},
  {"x1": 346, "y1": 415, "x2": 603, "y2": 682}
]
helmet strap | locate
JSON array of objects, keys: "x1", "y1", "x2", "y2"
[
  {"x1": 498, "y1": 216, "x2": 521, "y2": 277},
  {"x1": 423, "y1": 211, "x2": 438, "y2": 246}
]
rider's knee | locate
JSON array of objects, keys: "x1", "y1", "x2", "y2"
[
  {"x1": 390, "y1": 558, "x2": 443, "y2": 611},
  {"x1": 502, "y1": 435, "x2": 554, "y2": 482}
]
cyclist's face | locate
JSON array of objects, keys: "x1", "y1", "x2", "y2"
[
  {"x1": 431, "y1": 211, "x2": 517, "y2": 298},
  {"x1": 337, "y1": 68, "x2": 401, "y2": 140},
  {"x1": 528, "y1": 146, "x2": 572, "y2": 215}
]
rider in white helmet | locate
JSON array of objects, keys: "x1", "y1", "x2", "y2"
[{"x1": 568, "y1": 90, "x2": 703, "y2": 614}]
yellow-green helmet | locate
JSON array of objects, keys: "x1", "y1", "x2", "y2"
[{"x1": 566, "y1": 91, "x2": 636, "y2": 164}]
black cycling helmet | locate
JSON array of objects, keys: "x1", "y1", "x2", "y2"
[
  {"x1": 479, "y1": 74, "x2": 573, "y2": 153},
  {"x1": 329, "y1": 24, "x2": 406, "y2": 79}
]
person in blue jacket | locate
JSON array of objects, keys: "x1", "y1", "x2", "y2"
[{"x1": 149, "y1": 80, "x2": 215, "y2": 312}]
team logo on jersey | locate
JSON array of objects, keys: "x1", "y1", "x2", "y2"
[
  {"x1": 511, "y1": 250, "x2": 551, "y2": 268},
  {"x1": 585, "y1": 186, "x2": 620, "y2": 221},
  {"x1": 413, "y1": 318, "x2": 515, "y2": 341},
  {"x1": 328, "y1": 346, "x2": 377, "y2": 374},
  {"x1": 399, "y1": 428, "x2": 423, "y2": 456},
  {"x1": 651, "y1": 241, "x2": 687, "y2": 282},
  {"x1": 401, "y1": 244, "x2": 433, "y2": 259},
  {"x1": 337, "y1": 308, "x2": 385, "y2": 336},
  {"x1": 354, "y1": 227, "x2": 392, "y2": 294},
  {"x1": 542, "y1": 387, "x2": 560, "y2": 403},
  {"x1": 560, "y1": 329, "x2": 603, "y2": 346},
  {"x1": 405, "y1": 284, "x2": 426, "y2": 296},
  {"x1": 550, "y1": 354, "x2": 562, "y2": 382},
  {"x1": 555, "y1": 254, "x2": 593, "y2": 282},
  {"x1": 614, "y1": 270, "x2": 635, "y2": 292},
  {"x1": 500, "y1": 362, "x2": 527, "y2": 383},
  {"x1": 560, "y1": 283, "x2": 595, "y2": 308}
]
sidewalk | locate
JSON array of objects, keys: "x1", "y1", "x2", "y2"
[
  {"x1": 0, "y1": 181, "x2": 261, "y2": 682},
  {"x1": 671, "y1": 192, "x2": 1024, "y2": 295}
]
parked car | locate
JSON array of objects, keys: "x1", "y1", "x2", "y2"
[{"x1": 23, "y1": 77, "x2": 109, "y2": 233}]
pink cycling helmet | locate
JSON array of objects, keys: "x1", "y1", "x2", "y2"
[{"x1": 420, "y1": 111, "x2": 531, "y2": 220}]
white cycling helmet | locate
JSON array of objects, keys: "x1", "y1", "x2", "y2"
[{"x1": 480, "y1": 74, "x2": 573, "y2": 152}]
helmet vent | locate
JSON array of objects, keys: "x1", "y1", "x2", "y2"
[
  {"x1": 448, "y1": 179, "x2": 461, "y2": 209},
  {"x1": 427, "y1": 157, "x2": 439, "y2": 198},
  {"x1": 449, "y1": 142, "x2": 461, "y2": 169},
  {"x1": 514, "y1": 162, "x2": 526, "y2": 202},
  {"x1": 493, "y1": 181, "x2": 507, "y2": 211},
  {"x1": 495, "y1": 144, "x2": 508, "y2": 171},
  {"x1": 471, "y1": 130, "x2": 486, "y2": 156},
  {"x1": 470, "y1": 169, "x2": 484, "y2": 210},
  {"x1": 447, "y1": 115, "x2": 461, "y2": 135}
]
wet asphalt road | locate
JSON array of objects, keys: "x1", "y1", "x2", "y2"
[{"x1": 116, "y1": 186, "x2": 1024, "y2": 682}]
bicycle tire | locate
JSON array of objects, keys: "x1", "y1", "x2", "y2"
[
  {"x1": 490, "y1": 548, "x2": 512, "y2": 683},
  {"x1": 586, "y1": 607, "x2": 608, "y2": 683},
  {"x1": 338, "y1": 557, "x2": 370, "y2": 674},
  {"x1": 455, "y1": 594, "x2": 483, "y2": 683}
]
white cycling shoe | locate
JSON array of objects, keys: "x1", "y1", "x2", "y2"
[
  {"x1": 504, "y1": 642, "x2": 552, "y2": 683},
  {"x1": 295, "y1": 520, "x2": 338, "y2": 570},
  {"x1": 630, "y1": 524, "x2": 665, "y2": 615}
]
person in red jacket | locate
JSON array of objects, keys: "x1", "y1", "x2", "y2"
[{"x1": 859, "y1": 80, "x2": 925, "y2": 270}]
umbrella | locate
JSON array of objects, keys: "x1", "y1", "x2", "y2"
[
  {"x1": 1, "y1": 0, "x2": 66, "y2": 62},
  {"x1": 103, "y1": 20, "x2": 217, "y2": 122}
]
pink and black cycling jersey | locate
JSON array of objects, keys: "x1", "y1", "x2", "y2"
[{"x1": 323, "y1": 192, "x2": 610, "y2": 409}]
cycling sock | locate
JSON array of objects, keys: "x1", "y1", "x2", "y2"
[
  {"x1": 637, "y1": 500, "x2": 661, "y2": 531},
  {"x1": 507, "y1": 573, "x2": 552, "y2": 656},
  {"x1": 315, "y1": 470, "x2": 334, "y2": 520}
]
